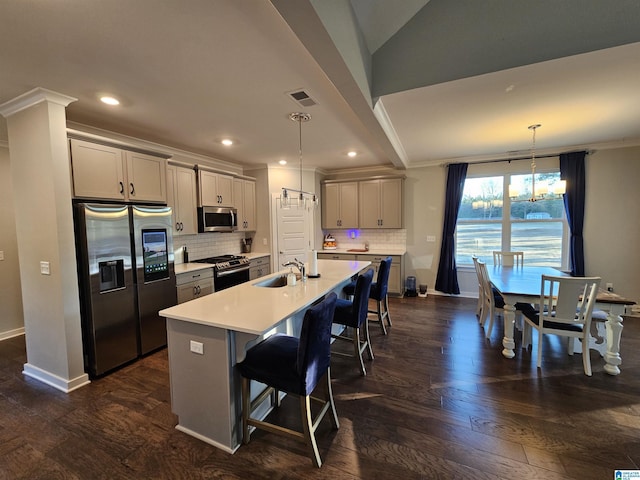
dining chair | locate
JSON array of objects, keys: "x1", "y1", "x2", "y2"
[
  {"x1": 493, "y1": 251, "x2": 524, "y2": 267},
  {"x1": 237, "y1": 292, "x2": 339, "y2": 468},
  {"x1": 342, "y1": 257, "x2": 393, "y2": 334},
  {"x1": 476, "y1": 259, "x2": 533, "y2": 339},
  {"x1": 332, "y1": 269, "x2": 374, "y2": 375},
  {"x1": 472, "y1": 257, "x2": 485, "y2": 322},
  {"x1": 521, "y1": 275, "x2": 601, "y2": 376}
]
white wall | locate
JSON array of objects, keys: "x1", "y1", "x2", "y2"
[
  {"x1": 584, "y1": 148, "x2": 640, "y2": 303},
  {"x1": 0, "y1": 145, "x2": 24, "y2": 338}
]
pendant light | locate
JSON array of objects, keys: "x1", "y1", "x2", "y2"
[
  {"x1": 280, "y1": 112, "x2": 318, "y2": 209},
  {"x1": 509, "y1": 124, "x2": 566, "y2": 202}
]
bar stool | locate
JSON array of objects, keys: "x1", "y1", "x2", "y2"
[
  {"x1": 343, "y1": 257, "x2": 393, "y2": 334},
  {"x1": 237, "y1": 292, "x2": 339, "y2": 468},
  {"x1": 332, "y1": 269, "x2": 374, "y2": 376}
]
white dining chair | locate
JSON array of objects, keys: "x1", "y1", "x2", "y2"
[
  {"x1": 521, "y1": 275, "x2": 601, "y2": 376},
  {"x1": 493, "y1": 251, "x2": 524, "y2": 267},
  {"x1": 472, "y1": 257, "x2": 485, "y2": 322}
]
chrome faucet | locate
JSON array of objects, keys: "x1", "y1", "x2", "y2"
[{"x1": 282, "y1": 259, "x2": 306, "y2": 281}]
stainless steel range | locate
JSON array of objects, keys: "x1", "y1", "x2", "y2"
[{"x1": 194, "y1": 255, "x2": 250, "y2": 291}]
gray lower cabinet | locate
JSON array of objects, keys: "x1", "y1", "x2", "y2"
[
  {"x1": 249, "y1": 255, "x2": 271, "y2": 280},
  {"x1": 317, "y1": 253, "x2": 357, "y2": 261},
  {"x1": 176, "y1": 268, "x2": 214, "y2": 304},
  {"x1": 318, "y1": 252, "x2": 404, "y2": 296}
]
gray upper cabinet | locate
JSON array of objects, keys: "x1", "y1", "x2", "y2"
[
  {"x1": 233, "y1": 178, "x2": 256, "y2": 231},
  {"x1": 358, "y1": 178, "x2": 403, "y2": 229},
  {"x1": 167, "y1": 165, "x2": 198, "y2": 236},
  {"x1": 70, "y1": 138, "x2": 167, "y2": 203},
  {"x1": 199, "y1": 170, "x2": 234, "y2": 207},
  {"x1": 321, "y1": 182, "x2": 358, "y2": 229}
]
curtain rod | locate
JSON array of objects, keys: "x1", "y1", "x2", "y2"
[{"x1": 444, "y1": 149, "x2": 592, "y2": 167}]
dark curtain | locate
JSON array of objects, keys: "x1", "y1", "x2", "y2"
[
  {"x1": 559, "y1": 151, "x2": 587, "y2": 276},
  {"x1": 435, "y1": 163, "x2": 468, "y2": 294}
]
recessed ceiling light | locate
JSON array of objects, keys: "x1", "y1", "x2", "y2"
[
  {"x1": 221, "y1": 139, "x2": 233, "y2": 146},
  {"x1": 279, "y1": 159, "x2": 287, "y2": 165},
  {"x1": 100, "y1": 96, "x2": 120, "y2": 106},
  {"x1": 347, "y1": 151, "x2": 357, "y2": 157}
]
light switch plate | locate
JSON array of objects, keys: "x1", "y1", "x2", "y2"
[
  {"x1": 40, "y1": 261, "x2": 50, "y2": 275},
  {"x1": 426, "y1": 235, "x2": 436, "y2": 242},
  {"x1": 190, "y1": 340, "x2": 204, "y2": 355}
]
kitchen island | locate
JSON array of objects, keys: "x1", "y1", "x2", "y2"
[{"x1": 159, "y1": 259, "x2": 370, "y2": 453}]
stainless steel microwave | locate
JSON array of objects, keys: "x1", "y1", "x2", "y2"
[{"x1": 197, "y1": 206, "x2": 237, "y2": 232}]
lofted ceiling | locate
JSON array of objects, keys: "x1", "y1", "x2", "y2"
[{"x1": 1, "y1": 1, "x2": 639, "y2": 172}]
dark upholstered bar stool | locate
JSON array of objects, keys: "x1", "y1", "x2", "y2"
[
  {"x1": 343, "y1": 257, "x2": 393, "y2": 334},
  {"x1": 332, "y1": 269, "x2": 374, "y2": 376},
  {"x1": 237, "y1": 293, "x2": 339, "y2": 468}
]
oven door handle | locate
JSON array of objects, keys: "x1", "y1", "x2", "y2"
[{"x1": 216, "y1": 265, "x2": 250, "y2": 277}]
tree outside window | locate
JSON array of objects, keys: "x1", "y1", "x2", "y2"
[{"x1": 456, "y1": 172, "x2": 567, "y2": 267}]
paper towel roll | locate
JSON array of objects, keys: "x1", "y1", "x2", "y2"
[{"x1": 309, "y1": 249, "x2": 318, "y2": 276}]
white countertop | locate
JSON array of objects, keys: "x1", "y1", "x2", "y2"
[
  {"x1": 160, "y1": 259, "x2": 370, "y2": 335},
  {"x1": 244, "y1": 252, "x2": 271, "y2": 260},
  {"x1": 319, "y1": 248, "x2": 406, "y2": 256}
]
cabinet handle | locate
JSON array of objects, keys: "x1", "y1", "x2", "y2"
[
  {"x1": 193, "y1": 286, "x2": 198, "y2": 295},
  {"x1": 130, "y1": 183, "x2": 135, "y2": 195},
  {"x1": 176, "y1": 222, "x2": 180, "y2": 230},
  {"x1": 179, "y1": 222, "x2": 183, "y2": 231},
  {"x1": 196, "y1": 285, "x2": 201, "y2": 295},
  {"x1": 119, "y1": 181, "x2": 124, "y2": 194}
]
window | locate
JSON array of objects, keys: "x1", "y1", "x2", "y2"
[{"x1": 456, "y1": 171, "x2": 568, "y2": 268}]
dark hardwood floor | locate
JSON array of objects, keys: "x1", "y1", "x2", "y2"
[{"x1": 1, "y1": 295, "x2": 639, "y2": 479}]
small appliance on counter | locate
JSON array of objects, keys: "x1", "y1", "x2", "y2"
[
  {"x1": 322, "y1": 234, "x2": 337, "y2": 250},
  {"x1": 242, "y1": 237, "x2": 252, "y2": 253}
]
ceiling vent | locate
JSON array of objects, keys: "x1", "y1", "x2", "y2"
[{"x1": 287, "y1": 89, "x2": 317, "y2": 108}]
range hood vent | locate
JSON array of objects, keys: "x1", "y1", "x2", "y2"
[{"x1": 287, "y1": 89, "x2": 317, "y2": 107}]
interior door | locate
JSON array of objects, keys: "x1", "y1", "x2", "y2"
[{"x1": 273, "y1": 194, "x2": 314, "y2": 271}]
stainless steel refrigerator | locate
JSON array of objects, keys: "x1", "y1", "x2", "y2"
[{"x1": 74, "y1": 203, "x2": 177, "y2": 377}]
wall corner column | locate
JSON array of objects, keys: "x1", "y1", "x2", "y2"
[{"x1": 0, "y1": 87, "x2": 90, "y2": 392}]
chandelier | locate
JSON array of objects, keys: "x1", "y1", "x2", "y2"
[
  {"x1": 508, "y1": 124, "x2": 566, "y2": 202},
  {"x1": 280, "y1": 112, "x2": 318, "y2": 209}
]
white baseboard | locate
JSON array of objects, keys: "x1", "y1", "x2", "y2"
[
  {"x1": 23, "y1": 363, "x2": 90, "y2": 393},
  {"x1": 0, "y1": 327, "x2": 25, "y2": 341}
]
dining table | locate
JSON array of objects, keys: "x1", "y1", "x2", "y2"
[{"x1": 488, "y1": 265, "x2": 636, "y2": 375}]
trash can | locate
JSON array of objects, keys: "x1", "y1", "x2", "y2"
[{"x1": 405, "y1": 276, "x2": 417, "y2": 297}]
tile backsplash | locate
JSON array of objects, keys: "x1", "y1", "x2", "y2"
[
  {"x1": 174, "y1": 232, "x2": 246, "y2": 263},
  {"x1": 323, "y1": 229, "x2": 406, "y2": 251}
]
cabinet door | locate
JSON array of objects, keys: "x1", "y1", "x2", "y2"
[
  {"x1": 339, "y1": 182, "x2": 359, "y2": 228},
  {"x1": 199, "y1": 170, "x2": 218, "y2": 206},
  {"x1": 70, "y1": 139, "x2": 125, "y2": 200},
  {"x1": 125, "y1": 151, "x2": 167, "y2": 203},
  {"x1": 388, "y1": 263, "x2": 401, "y2": 294},
  {"x1": 217, "y1": 174, "x2": 234, "y2": 206},
  {"x1": 358, "y1": 180, "x2": 381, "y2": 228},
  {"x1": 167, "y1": 165, "x2": 179, "y2": 234},
  {"x1": 177, "y1": 283, "x2": 197, "y2": 304},
  {"x1": 380, "y1": 178, "x2": 403, "y2": 228},
  {"x1": 176, "y1": 167, "x2": 197, "y2": 234},
  {"x1": 242, "y1": 180, "x2": 256, "y2": 231},
  {"x1": 322, "y1": 184, "x2": 340, "y2": 228}
]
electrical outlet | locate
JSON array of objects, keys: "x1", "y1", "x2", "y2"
[
  {"x1": 190, "y1": 340, "x2": 204, "y2": 355},
  {"x1": 606, "y1": 283, "x2": 613, "y2": 292},
  {"x1": 0, "y1": 251, "x2": 4, "y2": 261},
  {"x1": 40, "y1": 261, "x2": 50, "y2": 275},
  {"x1": 262, "y1": 237, "x2": 268, "y2": 246}
]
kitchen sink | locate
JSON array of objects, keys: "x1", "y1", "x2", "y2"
[
  {"x1": 254, "y1": 275, "x2": 289, "y2": 288},
  {"x1": 253, "y1": 273, "x2": 301, "y2": 288}
]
